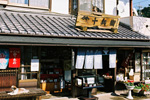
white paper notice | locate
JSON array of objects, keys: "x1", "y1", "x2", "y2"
[
  {"x1": 84, "y1": 50, "x2": 94, "y2": 69},
  {"x1": 31, "y1": 59, "x2": 39, "y2": 71},
  {"x1": 109, "y1": 50, "x2": 116, "y2": 68},
  {"x1": 94, "y1": 50, "x2": 103, "y2": 69},
  {"x1": 75, "y1": 49, "x2": 85, "y2": 69},
  {"x1": 77, "y1": 79, "x2": 82, "y2": 86},
  {"x1": 87, "y1": 77, "x2": 95, "y2": 84}
]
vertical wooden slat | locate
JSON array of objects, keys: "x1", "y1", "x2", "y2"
[
  {"x1": 37, "y1": 46, "x2": 41, "y2": 88},
  {"x1": 103, "y1": 0, "x2": 105, "y2": 13},
  {"x1": 141, "y1": 51, "x2": 143, "y2": 81},
  {"x1": 69, "y1": 0, "x2": 72, "y2": 14},
  {"x1": 71, "y1": 48, "x2": 76, "y2": 98}
]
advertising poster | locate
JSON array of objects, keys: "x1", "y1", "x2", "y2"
[
  {"x1": 9, "y1": 48, "x2": 21, "y2": 68},
  {"x1": 0, "y1": 49, "x2": 9, "y2": 69}
]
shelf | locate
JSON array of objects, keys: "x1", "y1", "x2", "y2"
[
  {"x1": 20, "y1": 72, "x2": 38, "y2": 74},
  {"x1": 20, "y1": 65, "x2": 31, "y2": 67}
]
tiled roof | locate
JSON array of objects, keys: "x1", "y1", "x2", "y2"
[{"x1": 0, "y1": 10, "x2": 149, "y2": 40}]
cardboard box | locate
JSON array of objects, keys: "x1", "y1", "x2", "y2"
[{"x1": 129, "y1": 73, "x2": 140, "y2": 82}]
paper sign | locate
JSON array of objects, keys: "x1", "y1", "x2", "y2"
[
  {"x1": 31, "y1": 59, "x2": 39, "y2": 71},
  {"x1": 87, "y1": 77, "x2": 95, "y2": 84},
  {"x1": 0, "y1": 49, "x2": 9, "y2": 69},
  {"x1": 9, "y1": 48, "x2": 20, "y2": 68}
]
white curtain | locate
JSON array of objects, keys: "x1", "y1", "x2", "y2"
[
  {"x1": 109, "y1": 49, "x2": 116, "y2": 68},
  {"x1": 84, "y1": 50, "x2": 94, "y2": 69},
  {"x1": 75, "y1": 48, "x2": 85, "y2": 69},
  {"x1": 94, "y1": 49, "x2": 103, "y2": 69}
]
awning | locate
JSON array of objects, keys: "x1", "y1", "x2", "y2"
[{"x1": 0, "y1": 35, "x2": 150, "y2": 48}]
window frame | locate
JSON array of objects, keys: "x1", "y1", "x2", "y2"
[{"x1": 70, "y1": 0, "x2": 105, "y2": 14}]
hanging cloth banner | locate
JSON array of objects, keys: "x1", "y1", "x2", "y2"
[
  {"x1": 75, "y1": 48, "x2": 85, "y2": 69},
  {"x1": 94, "y1": 49, "x2": 103, "y2": 69},
  {"x1": 84, "y1": 50, "x2": 94, "y2": 69},
  {"x1": 9, "y1": 48, "x2": 21, "y2": 68},
  {"x1": 109, "y1": 49, "x2": 116, "y2": 68},
  {"x1": 0, "y1": 49, "x2": 9, "y2": 69}
]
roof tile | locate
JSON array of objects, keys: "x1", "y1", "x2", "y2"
[{"x1": 0, "y1": 10, "x2": 149, "y2": 40}]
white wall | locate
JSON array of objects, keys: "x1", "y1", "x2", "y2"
[
  {"x1": 105, "y1": 0, "x2": 117, "y2": 16},
  {"x1": 51, "y1": 0, "x2": 69, "y2": 14},
  {"x1": 133, "y1": 16, "x2": 150, "y2": 37},
  {"x1": 118, "y1": 0, "x2": 130, "y2": 17}
]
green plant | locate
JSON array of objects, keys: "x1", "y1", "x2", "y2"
[
  {"x1": 126, "y1": 82, "x2": 134, "y2": 86},
  {"x1": 134, "y1": 86, "x2": 141, "y2": 89},
  {"x1": 139, "y1": 83, "x2": 150, "y2": 91}
]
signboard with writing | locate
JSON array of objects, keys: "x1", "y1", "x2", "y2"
[
  {"x1": 76, "y1": 11, "x2": 120, "y2": 33},
  {"x1": 0, "y1": 49, "x2": 9, "y2": 69},
  {"x1": 31, "y1": 59, "x2": 39, "y2": 71},
  {"x1": 9, "y1": 48, "x2": 21, "y2": 68}
]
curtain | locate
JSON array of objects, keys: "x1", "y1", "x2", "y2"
[
  {"x1": 94, "y1": 49, "x2": 103, "y2": 69},
  {"x1": 84, "y1": 50, "x2": 94, "y2": 69},
  {"x1": 109, "y1": 49, "x2": 116, "y2": 68},
  {"x1": 75, "y1": 48, "x2": 85, "y2": 69}
]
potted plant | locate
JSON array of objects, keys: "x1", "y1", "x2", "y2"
[
  {"x1": 139, "y1": 83, "x2": 150, "y2": 97},
  {"x1": 124, "y1": 81, "x2": 135, "y2": 99}
]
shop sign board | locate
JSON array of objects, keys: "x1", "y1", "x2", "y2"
[
  {"x1": 0, "y1": 49, "x2": 9, "y2": 69},
  {"x1": 76, "y1": 11, "x2": 120, "y2": 33},
  {"x1": 9, "y1": 48, "x2": 21, "y2": 68},
  {"x1": 31, "y1": 59, "x2": 39, "y2": 71}
]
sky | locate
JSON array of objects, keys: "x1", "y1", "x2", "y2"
[{"x1": 133, "y1": 0, "x2": 150, "y2": 10}]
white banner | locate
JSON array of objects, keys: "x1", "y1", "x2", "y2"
[
  {"x1": 94, "y1": 50, "x2": 103, "y2": 69},
  {"x1": 31, "y1": 59, "x2": 39, "y2": 71},
  {"x1": 75, "y1": 49, "x2": 85, "y2": 69},
  {"x1": 109, "y1": 49, "x2": 116, "y2": 68},
  {"x1": 84, "y1": 50, "x2": 94, "y2": 69}
]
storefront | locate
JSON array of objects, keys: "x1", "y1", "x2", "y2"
[{"x1": 0, "y1": 9, "x2": 150, "y2": 98}]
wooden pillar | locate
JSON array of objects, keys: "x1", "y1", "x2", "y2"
[
  {"x1": 140, "y1": 51, "x2": 143, "y2": 81},
  {"x1": 37, "y1": 47, "x2": 41, "y2": 88},
  {"x1": 71, "y1": 48, "x2": 76, "y2": 98},
  {"x1": 103, "y1": 0, "x2": 105, "y2": 13},
  {"x1": 116, "y1": 0, "x2": 119, "y2": 15},
  {"x1": 130, "y1": 0, "x2": 133, "y2": 16}
]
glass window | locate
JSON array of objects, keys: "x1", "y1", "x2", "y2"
[
  {"x1": 92, "y1": 0, "x2": 103, "y2": 12},
  {"x1": 79, "y1": 0, "x2": 92, "y2": 12},
  {"x1": 72, "y1": 0, "x2": 104, "y2": 14},
  {"x1": 29, "y1": 0, "x2": 49, "y2": 8},
  {"x1": 9, "y1": 0, "x2": 28, "y2": 4},
  {"x1": 9, "y1": 0, "x2": 49, "y2": 8}
]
